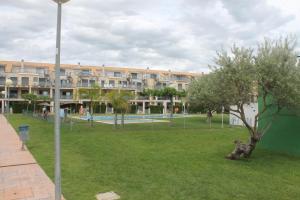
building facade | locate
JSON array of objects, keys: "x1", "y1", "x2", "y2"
[{"x1": 0, "y1": 60, "x2": 201, "y2": 114}]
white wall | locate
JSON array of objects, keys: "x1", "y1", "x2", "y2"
[{"x1": 230, "y1": 103, "x2": 258, "y2": 127}]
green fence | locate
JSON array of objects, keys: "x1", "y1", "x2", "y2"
[{"x1": 259, "y1": 99, "x2": 300, "y2": 155}]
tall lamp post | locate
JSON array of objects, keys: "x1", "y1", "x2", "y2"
[
  {"x1": 51, "y1": 0, "x2": 70, "y2": 200},
  {"x1": 5, "y1": 78, "x2": 13, "y2": 114},
  {"x1": 1, "y1": 91, "x2": 6, "y2": 114}
]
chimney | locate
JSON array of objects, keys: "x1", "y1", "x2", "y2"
[{"x1": 21, "y1": 59, "x2": 24, "y2": 73}]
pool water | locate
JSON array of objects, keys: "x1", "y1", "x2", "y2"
[{"x1": 80, "y1": 114, "x2": 185, "y2": 121}]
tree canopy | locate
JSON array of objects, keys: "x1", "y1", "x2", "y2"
[
  {"x1": 106, "y1": 90, "x2": 134, "y2": 127},
  {"x1": 78, "y1": 84, "x2": 102, "y2": 126},
  {"x1": 188, "y1": 37, "x2": 300, "y2": 160}
]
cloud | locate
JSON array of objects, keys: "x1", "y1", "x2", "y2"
[{"x1": 0, "y1": 0, "x2": 297, "y2": 73}]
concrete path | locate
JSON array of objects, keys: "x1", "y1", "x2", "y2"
[{"x1": 0, "y1": 114, "x2": 64, "y2": 200}]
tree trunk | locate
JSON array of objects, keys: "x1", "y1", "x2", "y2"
[
  {"x1": 170, "y1": 96, "x2": 174, "y2": 118},
  {"x1": 121, "y1": 112, "x2": 125, "y2": 128},
  {"x1": 114, "y1": 112, "x2": 118, "y2": 128},
  {"x1": 90, "y1": 102, "x2": 93, "y2": 127},
  {"x1": 168, "y1": 96, "x2": 173, "y2": 127},
  {"x1": 226, "y1": 136, "x2": 260, "y2": 160},
  {"x1": 90, "y1": 114, "x2": 93, "y2": 127},
  {"x1": 207, "y1": 110, "x2": 212, "y2": 128}
]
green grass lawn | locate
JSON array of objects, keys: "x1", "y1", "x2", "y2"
[{"x1": 8, "y1": 114, "x2": 300, "y2": 200}]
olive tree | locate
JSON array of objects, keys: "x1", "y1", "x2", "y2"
[
  {"x1": 189, "y1": 37, "x2": 300, "y2": 160},
  {"x1": 188, "y1": 73, "x2": 222, "y2": 128}
]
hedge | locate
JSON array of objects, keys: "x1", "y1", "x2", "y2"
[{"x1": 150, "y1": 105, "x2": 164, "y2": 114}]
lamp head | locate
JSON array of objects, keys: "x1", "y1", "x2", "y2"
[
  {"x1": 5, "y1": 78, "x2": 13, "y2": 86},
  {"x1": 52, "y1": 0, "x2": 71, "y2": 4}
]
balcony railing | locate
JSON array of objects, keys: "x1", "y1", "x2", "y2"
[
  {"x1": 9, "y1": 94, "x2": 18, "y2": 99},
  {"x1": 101, "y1": 84, "x2": 143, "y2": 91},
  {"x1": 37, "y1": 95, "x2": 51, "y2": 99},
  {"x1": 171, "y1": 77, "x2": 190, "y2": 82},
  {"x1": 21, "y1": 82, "x2": 29, "y2": 87},
  {"x1": 77, "y1": 83, "x2": 89, "y2": 87},
  {"x1": 37, "y1": 82, "x2": 52, "y2": 88},
  {"x1": 60, "y1": 95, "x2": 73, "y2": 100},
  {"x1": 61, "y1": 83, "x2": 73, "y2": 88},
  {"x1": 78, "y1": 72, "x2": 93, "y2": 76}
]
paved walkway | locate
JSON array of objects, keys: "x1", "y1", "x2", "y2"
[{"x1": 0, "y1": 114, "x2": 64, "y2": 200}]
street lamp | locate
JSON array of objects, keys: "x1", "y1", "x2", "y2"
[
  {"x1": 51, "y1": 0, "x2": 70, "y2": 200},
  {"x1": 5, "y1": 78, "x2": 13, "y2": 114}
]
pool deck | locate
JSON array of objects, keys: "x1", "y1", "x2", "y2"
[{"x1": 0, "y1": 114, "x2": 64, "y2": 200}]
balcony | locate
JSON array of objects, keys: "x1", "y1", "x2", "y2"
[
  {"x1": 21, "y1": 82, "x2": 29, "y2": 87},
  {"x1": 37, "y1": 82, "x2": 52, "y2": 88},
  {"x1": 105, "y1": 72, "x2": 127, "y2": 79},
  {"x1": 60, "y1": 95, "x2": 73, "y2": 100},
  {"x1": 61, "y1": 83, "x2": 73, "y2": 88},
  {"x1": 100, "y1": 84, "x2": 143, "y2": 91},
  {"x1": 13, "y1": 68, "x2": 39, "y2": 75},
  {"x1": 77, "y1": 83, "x2": 89, "y2": 88},
  {"x1": 78, "y1": 71, "x2": 93, "y2": 77},
  {"x1": 9, "y1": 93, "x2": 18, "y2": 99},
  {"x1": 159, "y1": 77, "x2": 171, "y2": 82},
  {"x1": 171, "y1": 76, "x2": 190, "y2": 82},
  {"x1": 37, "y1": 95, "x2": 50, "y2": 99}
]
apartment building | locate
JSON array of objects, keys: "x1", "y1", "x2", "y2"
[{"x1": 0, "y1": 60, "x2": 201, "y2": 113}]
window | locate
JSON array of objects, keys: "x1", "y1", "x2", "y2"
[
  {"x1": 33, "y1": 77, "x2": 38, "y2": 82},
  {"x1": 178, "y1": 84, "x2": 183, "y2": 91},
  {"x1": 137, "y1": 82, "x2": 142, "y2": 88},
  {"x1": 150, "y1": 74, "x2": 157, "y2": 79},
  {"x1": 0, "y1": 65, "x2": 5, "y2": 73},
  {"x1": 39, "y1": 78, "x2": 46, "y2": 83},
  {"x1": 131, "y1": 73, "x2": 138, "y2": 79},
  {"x1": 101, "y1": 80, "x2": 105, "y2": 87},
  {"x1": 81, "y1": 70, "x2": 90, "y2": 75},
  {"x1": 36, "y1": 67, "x2": 45, "y2": 75},
  {"x1": 10, "y1": 77, "x2": 18, "y2": 85},
  {"x1": 60, "y1": 69, "x2": 65, "y2": 76},
  {"x1": 39, "y1": 90, "x2": 49, "y2": 96},
  {"x1": 9, "y1": 89, "x2": 18, "y2": 98},
  {"x1": 122, "y1": 81, "x2": 127, "y2": 87},
  {"x1": 89, "y1": 80, "x2": 95, "y2": 86},
  {"x1": 114, "y1": 72, "x2": 121, "y2": 77},
  {"x1": 21, "y1": 77, "x2": 29, "y2": 86},
  {"x1": 82, "y1": 79, "x2": 88, "y2": 87},
  {"x1": 109, "y1": 80, "x2": 115, "y2": 87},
  {"x1": 0, "y1": 77, "x2": 6, "y2": 85}
]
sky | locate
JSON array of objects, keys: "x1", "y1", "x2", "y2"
[{"x1": 0, "y1": 0, "x2": 299, "y2": 73}]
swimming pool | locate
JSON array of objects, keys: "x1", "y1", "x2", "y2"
[{"x1": 80, "y1": 114, "x2": 186, "y2": 121}]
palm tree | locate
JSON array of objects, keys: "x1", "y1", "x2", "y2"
[
  {"x1": 78, "y1": 84, "x2": 102, "y2": 127},
  {"x1": 106, "y1": 90, "x2": 133, "y2": 128}
]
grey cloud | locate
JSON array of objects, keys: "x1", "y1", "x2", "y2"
[{"x1": 0, "y1": 0, "x2": 297, "y2": 73}]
